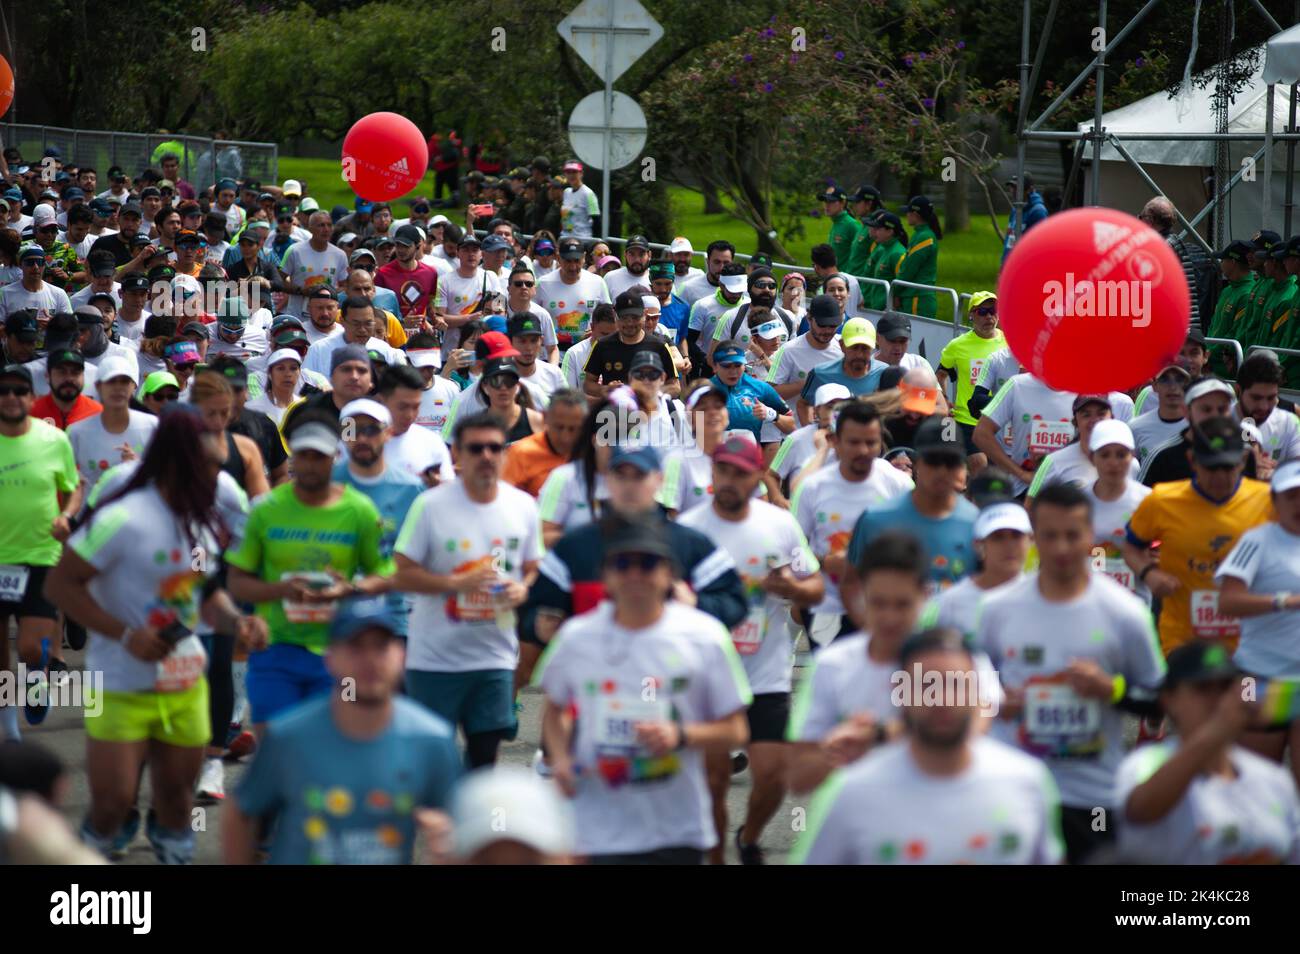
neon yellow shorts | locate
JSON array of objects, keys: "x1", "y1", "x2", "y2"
[{"x1": 84, "y1": 679, "x2": 210, "y2": 748}]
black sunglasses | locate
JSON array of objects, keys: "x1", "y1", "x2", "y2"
[
  {"x1": 150, "y1": 391, "x2": 180, "y2": 403},
  {"x1": 0, "y1": 384, "x2": 32, "y2": 397},
  {"x1": 512, "y1": 280, "x2": 535, "y2": 288},
  {"x1": 463, "y1": 440, "x2": 505, "y2": 456},
  {"x1": 353, "y1": 423, "x2": 384, "y2": 438},
  {"x1": 973, "y1": 305, "x2": 997, "y2": 316},
  {"x1": 751, "y1": 281, "x2": 777, "y2": 290},
  {"x1": 609, "y1": 552, "x2": 666, "y2": 572},
  {"x1": 485, "y1": 374, "x2": 518, "y2": 389},
  {"x1": 631, "y1": 368, "x2": 664, "y2": 381}
]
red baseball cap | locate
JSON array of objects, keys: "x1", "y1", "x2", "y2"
[
  {"x1": 476, "y1": 331, "x2": 520, "y2": 360},
  {"x1": 712, "y1": 434, "x2": 765, "y2": 473}
]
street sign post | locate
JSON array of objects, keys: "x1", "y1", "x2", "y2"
[{"x1": 557, "y1": 0, "x2": 662, "y2": 240}]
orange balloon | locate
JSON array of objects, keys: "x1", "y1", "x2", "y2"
[{"x1": 0, "y1": 55, "x2": 12, "y2": 119}]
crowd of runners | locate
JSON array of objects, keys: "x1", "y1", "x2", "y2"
[{"x1": 0, "y1": 145, "x2": 1299, "y2": 866}]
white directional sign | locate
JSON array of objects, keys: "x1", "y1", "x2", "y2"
[
  {"x1": 556, "y1": 0, "x2": 663, "y2": 85},
  {"x1": 567, "y1": 91, "x2": 647, "y2": 171}
]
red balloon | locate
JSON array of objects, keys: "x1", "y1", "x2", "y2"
[
  {"x1": 997, "y1": 207, "x2": 1190, "y2": 393},
  {"x1": 0, "y1": 56, "x2": 13, "y2": 119},
  {"x1": 341, "y1": 112, "x2": 428, "y2": 201}
]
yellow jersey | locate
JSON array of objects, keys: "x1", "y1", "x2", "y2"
[{"x1": 1126, "y1": 478, "x2": 1273, "y2": 654}]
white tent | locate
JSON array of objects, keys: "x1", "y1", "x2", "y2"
[{"x1": 1076, "y1": 30, "x2": 1300, "y2": 240}]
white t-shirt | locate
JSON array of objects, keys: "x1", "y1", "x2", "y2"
[
  {"x1": 560, "y1": 184, "x2": 599, "y2": 238},
  {"x1": 1251, "y1": 407, "x2": 1300, "y2": 463},
  {"x1": 0, "y1": 281, "x2": 72, "y2": 320},
  {"x1": 27, "y1": 359, "x2": 98, "y2": 398},
  {"x1": 601, "y1": 266, "x2": 653, "y2": 302},
  {"x1": 688, "y1": 292, "x2": 746, "y2": 344},
  {"x1": 1084, "y1": 479, "x2": 1153, "y2": 601},
  {"x1": 416, "y1": 377, "x2": 461, "y2": 433},
  {"x1": 435, "y1": 267, "x2": 503, "y2": 352},
  {"x1": 303, "y1": 321, "x2": 343, "y2": 346},
  {"x1": 926, "y1": 574, "x2": 1021, "y2": 642},
  {"x1": 67, "y1": 410, "x2": 158, "y2": 500},
  {"x1": 787, "y1": 633, "x2": 902, "y2": 741},
  {"x1": 83, "y1": 340, "x2": 138, "y2": 375},
  {"x1": 1116, "y1": 740, "x2": 1300, "y2": 864},
  {"x1": 1027, "y1": 440, "x2": 1139, "y2": 498},
  {"x1": 982, "y1": 374, "x2": 1080, "y2": 496},
  {"x1": 537, "y1": 461, "x2": 608, "y2": 530},
  {"x1": 207, "y1": 324, "x2": 269, "y2": 362},
  {"x1": 537, "y1": 600, "x2": 752, "y2": 855},
  {"x1": 974, "y1": 572, "x2": 1167, "y2": 808},
  {"x1": 792, "y1": 461, "x2": 914, "y2": 616},
  {"x1": 69, "y1": 282, "x2": 121, "y2": 310},
  {"x1": 384, "y1": 425, "x2": 454, "y2": 483},
  {"x1": 114, "y1": 312, "x2": 149, "y2": 344},
  {"x1": 514, "y1": 359, "x2": 566, "y2": 404},
  {"x1": 678, "y1": 272, "x2": 721, "y2": 306},
  {"x1": 69, "y1": 486, "x2": 225, "y2": 692},
  {"x1": 770, "y1": 424, "x2": 836, "y2": 482},
  {"x1": 680, "y1": 500, "x2": 820, "y2": 693},
  {"x1": 1128, "y1": 409, "x2": 1186, "y2": 463},
  {"x1": 281, "y1": 241, "x2": 349, "y2": 316},
  {"x1": 766, "y1": 334, "x2": 843, "y2": 390},
  {"x1": 794, "y1": 736, "x2": 1064, "y2": 865},
  {"x1": 972, "y1": 347, "x2": 1022, "y2": 395},
  {"x1": 673, "y1": 267, "x2": 704, "y2": 297},
  {"x1": 1215, "y1": 522, "x2": 1300, "y2": 677},
  {"x1": 394, "y1": 479, "x2": 543, "y2": 673},
  {"x1": 561, "y1": 336, "x2": 597, "y2": 389},
  {"x1": 302, "y1": 333, "x2": 399, "y2": 378},
  {"x1": 535, "y1": 270, "x2": 611, "y2": 344}
]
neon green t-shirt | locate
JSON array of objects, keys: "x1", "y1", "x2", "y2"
[
  {"x1": 0, "y1": 418, "x2": 79, "y2": 566},
  {"x1": 224, "y1": 482, "x2": 389, "y2": 653},
  {"x1": 937, "y1": 329, "x2": 1007, "y2": 426}
]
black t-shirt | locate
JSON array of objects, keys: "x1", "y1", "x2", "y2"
[
  {"x1": 279, "y1": 390, "x2": 343, "y2": 437},
  {"x1": 232, "y1": 406, "x2": 288, "y2": 474},
  {"x1": 1140, "y1": 429, "x2": 1258, "y2": 487},
  {"x1": 582, "y1": 332, "x2": 676, "y2": 386},
  {"x1": 883, "y1": 412, "x2": 929, "y2": 450},
  {"x1": 90, "y1": 232, "x2": 133, "y2": 267}
]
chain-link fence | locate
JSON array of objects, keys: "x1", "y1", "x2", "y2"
[{"x1": 1, "y1": 123, "x2": 278, "y2": 190}]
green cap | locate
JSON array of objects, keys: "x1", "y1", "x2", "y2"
[{"x1": 141, "y1": 370, "x2": 181, "y2": 396}]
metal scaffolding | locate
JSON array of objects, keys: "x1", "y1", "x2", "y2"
[{"x1": 1013, "y1": 0, "x2": 1300, "y2": 250}]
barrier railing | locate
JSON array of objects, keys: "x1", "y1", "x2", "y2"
[
  {"x1": 1, "y1": 123, "x2": 278, "y2": 190},
  {"x1": 1208, "y1": 336, "x2": 1245, "y2": 372}
]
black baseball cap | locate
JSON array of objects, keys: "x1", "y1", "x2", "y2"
[
  {"x1": 47, "y1": 347, "x2": 85, "y2": 371},
  {"x1": 614, "y1": 290, "x2": 646, "y2": 315},
  {"x1": 876, "y1": 313, "x2": 912, "y2": 341},
  {"x1": 1251, "y1": 230, "x2": 1282, "y2": 250},
  {"x1": 457, "y1": 232, "x2": 481, "y2": 248},
  {"x1": 558, "y1": 238, "x2": 585, "y2": 261},
  {"x1": 394, "y1": 224, "x2": 424, "y2": 247},
  {"x1": 968, "y1": 468, "x2": 1017, "y2": 508},
  {"x1": 147, "y1": 265, "x2": 176, "y2": 284},
  {"x1": 914, "y1": 414, "x2": 966, "y2": 461},
  {"x1": 1071, "y1": 393, "x2": 1112, "y2": 414},
  {"x1": 875, "y1": 211, "x2": 904, "y2": 232},
  {"x1": 120, "y1": 272, "x2": 150, "y2": 291},
  {"x1": 74, "y1": 305, "x2": 105, "y2": 326},
  {"x1": 1191, "y1": 416, "x2": 1246, "y2": 468},
  {"x1": 903, "y1": 195, "x2": 934, "y2": 214},
  {"x1": 848, "y1": 184, "x2": 882, "y2": 204},
  {"x1": 3, "y1": 311, "x2": 39, "y2": 342},
  {"x1": 1162, "y1": 641, "x2": 1240, "y2": 691},
  {"x1": 507, "y1": 313, "x2": 544, "y2": 338},
  {"x1": 0, "y1": 363, "x2": 34, "y2": 386},
  {"x1": 482, "y1": 357, "x2": 520, "y2": 382},
  {"x1": 139, "y1": 186, "x2": 162, "y2": 199},
  {"x1": 602, "y1": 513, "x2": 676, "y2": 565},
  {"x1": 629, "y1": 349, "x2": 666, "y2": 375},
  {"x1": 818, "y1": 186, "x2": 846, "y2": 202},
  {"x1": 119, "y1": 202, "x2": 143, "y2": 218},
  {"x1": 1216, "y1": 239, "x2": 1253, "y2": 263},
  {"x1": 87, "y1": 250, "x2": 117, "y2": 277},
  {"x1": 306, "y1": 284, "x2": 338, "y2": 301},
  {"x1": 625, "y1": 234, "x2": 650, "y2": 252},
  {"x1": 808, "y1": 294, "x2": 841, "y2": 326},
  {"x1": 131, "y1": 233, "x2": 154, "y2": 249}
]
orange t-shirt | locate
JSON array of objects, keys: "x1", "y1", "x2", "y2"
[{"x1": 503, "y1": 431, "x2": 567, "y2": 497}]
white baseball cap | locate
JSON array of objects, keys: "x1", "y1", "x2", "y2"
[
  {"x1": 814, "y1": 382, "x2": 852, "y2": 406},
  {"x1": 429, "y1": 214, "x2": 451, "y2": 227},
  {"x1": 452, "y1": 766, "x2": 575, "y2": 859},
  {"x1": 1273, "y1": 459, "x2": 1300, "y2": 493},
  {"x1": 641, "y1": 295, "x2": 660, "y2": 313},
  {"x1": 1185, "y1": 378, "x2": 1235, "y2": 405},
  {"x1": 339, "y1": 398, "x2": 392, "y2": 428},
  {"x1": 974, "y1": 501, "x2": 1032, "y2": 540},
  {"x1": 338, "y1": 232, "x2": 358, "y2": 245},
  {"x1": 95, "y1": 354, "x2": 138, "y2": 387},
  {"x1": 32, "y1": 204, "x2": 57, "y2": 228},
  {"x1": 266, "y1": 348, "x2": 302, "y2": 369},
  {"x1": 719, "y1": 273, "x2": 748, "y2": 294},
  {"x1": 669, "y1": 236, "x2": 693, "y2": 254},
  {"x1": 754, "y1": 318, "x2": 787, "y2": 341},
  {"x1": 1088, "y1": 418, "x2": 1135, "y2": 453},
  {"x1": 407, "y1": 349, "x2": 442, "y2": 369},
  {"x1": 287, "y1": 421, "x2": 340, "y2": 456},
  {"x1": 281, "y1": 179, "x2": 303, "y2": 197}
]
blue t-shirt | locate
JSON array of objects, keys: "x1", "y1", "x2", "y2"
[
  {"x1": 332, "y1": 461, "x2": 425, "y2": 635},
  {"x1": 846, "y1": 491, "x2": 980, "y2": 591},
  {"x1": 710, "y1": 373, "x2": 789, "y2": 441},
  {"x1": 799, "y1": 357, "x2": 889, "y2": 405},
  {"x1": 337, "y1": 286, "x2": 400, "y2": 316},
  {"x1": 235, "y1": 695, "x2": 462, "y2": 865},
  {"x1": 659, "y1": 294, "x2": 690, "y2": 345}
]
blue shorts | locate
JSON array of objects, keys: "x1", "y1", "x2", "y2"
[
  {"x1": 247, "y1": 643, "x2": 334, "y2": 724},
  {"x1": 405, "y1": 669, "x2": 514, "y2": 736}
]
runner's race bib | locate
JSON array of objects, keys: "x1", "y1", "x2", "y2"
[
  {"x1": 591, "y1": 695, "x2": 680, "y2": 787},
  {"x1": 1028, "y1": 420, "x2": 1073, "y2": 456},
  {"x1": 968, "y1": 359, "x2": 985, "y2": 386},
  {"x1": 731, "y1": 606, "x2": 768, "y2": 656},
  {"x1": 1021, "y1": 681, "x2": 1103, "y2": 758},
  {"x1": 0, "y1": 565, "x2": 30, "y2": 602},
  {"x1": 456, "y1": 583, "x2": 505, "y2": 623},
  {"x1": 1191, "y1": 590, "x2": 1240, "y2": 640},
  {"x1": 281, "y1": 571, "x2": 338, "y2": 624},
  {"x1": 1103, "y1": 557, "x2": 1135, "y2": 591},
  {"x1": 154, "y1": 635, "x2": 208, "y2": 693}
]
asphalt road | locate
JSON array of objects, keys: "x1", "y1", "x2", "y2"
[{"x1": 11, "y1": 639, "x2": 810, "y2": 865}]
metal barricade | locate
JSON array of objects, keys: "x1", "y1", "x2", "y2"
[{"x1": 1209, "y1": 337, "x2": 1246, "y2": 373}]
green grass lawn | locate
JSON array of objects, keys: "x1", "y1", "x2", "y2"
[{"x1": 278, "y1": 156, "x2": 1003, "y2": 313}]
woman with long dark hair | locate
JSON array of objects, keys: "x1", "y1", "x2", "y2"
[
  {"x1": 475, "y1": 357, "x2": 543, "y2": 444},
  {"x1": 894, "y1": 195, "x2": 942, "y2": 319},
  {"x1": 45, "y1": 404, "x2": 265, "y2": 864}
]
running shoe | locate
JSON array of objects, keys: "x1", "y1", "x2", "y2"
[
  {"x1": 110, "y1": 809, "x2": 142, "y2": 860},
  {"x1": 225, "y1": 729, "x2": 257, "y2": 760},
  {"x1": 735, "y1": 827, "x2": 765, "y2": 865},
  {"x1": 731, "y1": 751, "x2": 749, "y2": 775},
  {"x1": 196, "y1": 757, "x2": 225, "y2": 804},
  {"x1": 23, "y1": 639, "x2": 50, "y2": 726},
  {"x1": 48, "y1": 657, "x2": 70, "y2": 687}
]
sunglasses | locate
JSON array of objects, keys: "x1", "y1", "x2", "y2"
[
  {"x1": 22, "y1": 259, "x2": 45, "y2": 266},
  {"x1": 0, "y1": 384, "x2": 32, "y2": 397},
  {"x1": 463, "y1": 441, "x2": 505, "y2": 456},
  {"x1": 511, "y1": 280, "x2": 535, "y2": 288},
  {"x1": 485, "y1": 374, "x2": 518, "y2": 389},
  {"x1": 37, "y1": 225, "x2": 59, "y2": 232},
  {"x1": 631, "y1": 368, "x2": 664, "y2": 381},
  {"x1": 751, "y1": 281, "x2": 777, "y2": 290},
  {"x1": 920, "y1": 453, "x2": 965, "y2": 469},
  {"x1": 352, "y1": 424, "x2": 384, "y2": 438},
  {"x1": 609, "y1": 552, "x2": 666, "y2": 572},
  {"x1": 973, "y1": 306, "x2": 997, "y2": 316},
  {"x1": 1201, "y1": 461, "x2": 1239, "y2": 472},
  {"x1": 149, "y1": 391, "x2": 180, "y2": 402}
]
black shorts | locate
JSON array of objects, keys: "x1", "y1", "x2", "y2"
[
  {"x1": 0, "y1": 564, "x2": 57, "y2": 622},
  {"x1": 957, "y1": 421, "x2": 981, "y2": 455},
  {"x1": 746, "y1": 692, "x2": 790, "y2": 743},
  {"x1": 1059, "y1": 804, "x2": 1117, "y2": 865}
]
